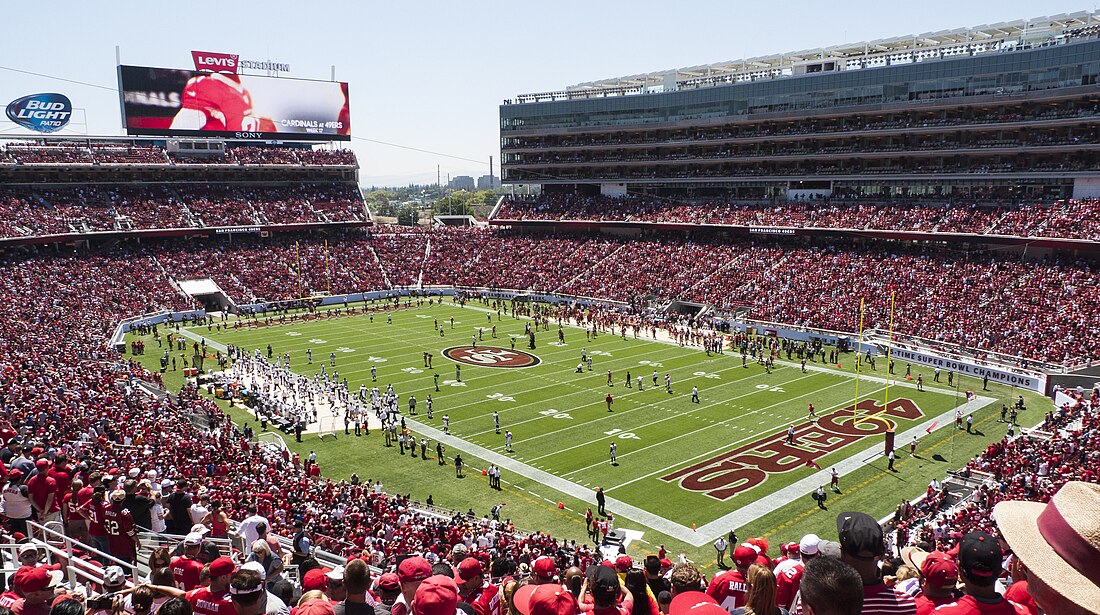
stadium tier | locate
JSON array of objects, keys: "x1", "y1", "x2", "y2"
[
  {"x1": 500, "y1": 16, "x2": 1100, "y2": 205},
  {"x1": 491, "y1": 194, "x2": 1100, "y2": 242},
  {"x1": 0, "y1": 138, "x2": 366, "y2": 238}
]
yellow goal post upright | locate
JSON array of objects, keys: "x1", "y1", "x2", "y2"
[{"x1": 853, "y1": 291, "x2": 896, "y2": 428}]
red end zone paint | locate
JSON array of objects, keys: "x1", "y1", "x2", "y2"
[
  {"x1": 442, "y1": 346, "x2": 541, "y2": 368},
  {"x1": 661, "y1": 398, "x2": 924, "y2": 500}
]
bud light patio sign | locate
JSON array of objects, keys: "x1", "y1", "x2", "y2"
[{"x1": 6, "y1": 93, "x2": 73, "y2": 133}]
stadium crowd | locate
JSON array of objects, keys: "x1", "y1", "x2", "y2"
[
  {"x1": 100, "y1": 229, "x2": 1096, "y2": 366},
  {"x1": 0, "y1": 143, "x2": 357, "y2": 168},
  {"x1": 0, "y1": 184, "x2": 366, "y2": 237},
  {"x1": 0, "y1": 232, "x2": 1096, "y2": 615},
  {"x1": 494, "y1": 195, "x2": 1100, "y2": 241}
]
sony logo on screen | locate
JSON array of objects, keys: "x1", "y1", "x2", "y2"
[{"x1": 191, "y1": 51, "x2": 239, "y2": 73}]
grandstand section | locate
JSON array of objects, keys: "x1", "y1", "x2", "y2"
[
  {"x1": 0, "y1": 137, "x2": 365, "y2": 242},
  {"x1": 500, "y1": 12, "x2": 1100, "y2": 206}
]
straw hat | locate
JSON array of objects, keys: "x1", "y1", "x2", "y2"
[{"x1": 994, "y1": 481, "x2": 1100, "y2": 613}]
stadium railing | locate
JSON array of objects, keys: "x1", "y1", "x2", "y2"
[{"x1": 27, "y1": 520, "x2": 140, "y2": 589}]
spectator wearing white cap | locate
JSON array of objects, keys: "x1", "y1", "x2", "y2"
[
  {"x1": 775, "y1": 534, "x2": 818, "y2": 611},
  {"x1": 240, "y1": 561, "x2": 289, "y2": 615},
  {"x1": 326, "y1": 566, "x2": 349, "y2": 603}
]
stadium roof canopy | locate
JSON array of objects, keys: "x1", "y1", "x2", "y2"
[{"x1": 512, "y1": 11, "x2": 1099, "y2": 104}]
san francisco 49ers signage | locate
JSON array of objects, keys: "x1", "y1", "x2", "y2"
[
  {"x1": 662, "y1": 398, "x2": 924, "y2": 500},
  {"x1": 442, "y1": 346, "x2": 541, "y2": 369}
]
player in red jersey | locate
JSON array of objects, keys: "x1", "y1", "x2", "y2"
[{"x1": 170, "y1": 73, "x2": 270, "y2": 133}]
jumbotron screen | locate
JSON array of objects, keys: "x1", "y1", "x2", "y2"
[{"x1": 118, "y1": 65, "x2": 350, "y2": 141}]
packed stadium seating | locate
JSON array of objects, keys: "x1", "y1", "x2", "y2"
[
  {"x1": 9, "y1": 228, "x2": 1074, "y2": 366},
  {"x1": 0, "y1": 226, "x2": 1096, "y2": 615},
  {"x1": 494, "y1": 195, "x2": 1100, "y2": 241},
  {"x1": 0, "y1": 183, "x2": 366, "y2": 236},
  {"x1": 0, "y1": 142, "x2": 357, "y2": 167}
]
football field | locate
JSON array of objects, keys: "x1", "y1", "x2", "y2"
[{"x1": 178, "y1": 300, "x2": 994, "y2": 548}]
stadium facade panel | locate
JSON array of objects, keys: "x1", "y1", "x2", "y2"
[{"x1": 501, "y1": 36, "x2": 1100, "y2": 201}]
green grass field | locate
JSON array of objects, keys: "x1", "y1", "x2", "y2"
[{"x1": 126, "y1": 299, "x2": 1040, "y2": 568}]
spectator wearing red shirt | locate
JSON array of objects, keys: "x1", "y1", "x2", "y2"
[
  {"x1": 706, "y1": 545, "x2": 755, "y2": 612},
  {"x1": 455, "y1": 558, "x2": 499, "y2": 615},
  {"x1": 932, "y1": 532, "x2": 1029, "y2": 614},
  {"x1": 10, "y1": 566, "x2": 63, "y2": 615},
  {"x1": 103, "y1": 490, "x2": 138, "y2": 564},
  {"x1": 171, "y1": 534, "x2": 206, "y2": 591},
  {"x1": 774, "y1": 536, "x2": 817, "y2": 611},
  {"x1": 899, "y1": 548, "x2": 960, "y2": 614},
  {"x1": 153, "y1": 556, "x2": 237, "y2": 615},
  {"x1": 26, "y1": 459, "x2": 59, "y2": 523}
]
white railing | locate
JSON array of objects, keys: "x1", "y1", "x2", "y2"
[{"x1": 28, "y1": 520, "x2": 139, "y2": 588}]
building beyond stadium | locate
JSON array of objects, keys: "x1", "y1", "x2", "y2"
[{"x1": 500, "y1": 12, "x2": 1100, "y2": 201}]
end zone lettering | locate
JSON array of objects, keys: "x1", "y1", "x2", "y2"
[{"x1": 660, "y1": 398, "x2": 923, "y2": 500}]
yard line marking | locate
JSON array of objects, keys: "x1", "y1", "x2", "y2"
[
  {"x1": 561, "y1": 378, "x2": 860, "y2": 478},
  {"x1": 522, "y1": 370, "x2": 825, "y2": 462}
]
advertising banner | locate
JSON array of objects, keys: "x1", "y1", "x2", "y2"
[
  {"x1": 6, "y1": 93, "x2": 73, "y2": 133},
  {"x1": 118, "y1": 65, "x2": 350, "y2": 141},
  {"x1": 884, "y1": 346, "x2": 1047, "y2": 392}
]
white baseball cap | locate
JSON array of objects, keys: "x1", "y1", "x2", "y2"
[{"x1": 800, "y1": 534, "x2": 821, "y2": 555}]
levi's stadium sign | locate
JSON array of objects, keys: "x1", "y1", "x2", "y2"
[
  {"x1": 6, "y1": 93, "x2": 72, "y2": 133},
  {"x1": 191, "y1": 50, "x2": 289, "y2": 74}
]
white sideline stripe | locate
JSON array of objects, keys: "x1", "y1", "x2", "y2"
[{"x1": 399, "y1": 415, "x2": 704, "y2": 543}]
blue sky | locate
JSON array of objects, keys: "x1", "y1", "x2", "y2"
[{"x1": 1, "y1": 1, "x2": 1091, "y2": 186}]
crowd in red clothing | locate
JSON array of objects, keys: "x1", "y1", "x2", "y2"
[
  {"x1": 494, "y1": 195, "x2": 1100, "y2": 241},
  {"x1": 0, "y1": 233, "x2": 1095, "y2": 615},
  {"x1": 891, "y1": 395, "x2": 1099, "y2": 567},
  {"x1": 1, "y1": 142, "x2": 357, "y2": 168},
  {"x1": 44, "y1": 227, "x2": 1086, "y2": 367},
  {"x1": 0, "y1": 183, "x2": 366, "y2": 237}
]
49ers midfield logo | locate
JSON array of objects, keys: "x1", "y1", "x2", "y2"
[
  {"x1": 662, "y1": 398, "x2": 924, "y2": 500},
  {"x1": 442, "y1": 346, "x2": 541, "y2": 369}
]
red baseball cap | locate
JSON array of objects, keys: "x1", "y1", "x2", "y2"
[
  {"x1": 35, "y1": 459, "x2": 49, "y2": 470},
  {"x1": 532, "y1": 556, "x2": 556, "y2": 579},
  {"x1": 413, "y1": 575, "x2": 459, "y2": 615},
  {"x1": 303, "y1": 567, "x2": 331, "y2": 592},
  {"x1": 614, "y1": 555, "x2": 633, "y2": 571},
  {"x1": 920, "y1": 552, "x2": 959, "y2": 589},
  {"x1": 398, "y1": 556, "x2": 432, "y2": 583},
  {"x1": 659, "y1": 558, "x2": 673, "y2": 569},
  {"x1": 512, "y1": 584, "x2": 539, "y2": 615},
  {"x1": 733, "y1": 546, "x2": 756, "y2": 567},
  {"x1": 13, "y1": 566, "x2": 62, "y2": 594},
  {"x1": 518, "y1": 584, "x2": 578, "y2": 615},
  {"x1": 454, "y1": 557, "x2": 484, "y2": 582},
  {"x1": 668, "y1": 592, "x2": 724, "y2": 615},
  {"x1": 209, "y1": 556, "x2": 236, "y2": 578},
  {"x1": 377, "y1": 573, "x2": 401, "y2": 592}
]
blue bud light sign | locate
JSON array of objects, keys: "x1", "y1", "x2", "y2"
[{"x1": 6, "y1": 93, "x2": 73, "y2": 133}]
